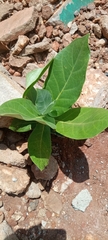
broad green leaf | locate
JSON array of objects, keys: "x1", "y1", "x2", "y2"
[
  {"x1": 56, "y1": 107, "x2": 108, "y2": 139},
  {"x1": 24, "y1": 86, "x2": 37, "y2": 105},
  {"x1": 0, "y1": 98, "x2": 56, "y2": 129},
  {"x1": 0, "y1": 98, "x2": 40, "y2": 121},
  {"x1": 23, "y1": 59, "x2": 53, "y2": 98},
  {"x1": 28, "y1": 123, "x2": 51, "y2": 170},
  {"x1": 9, "y1": 119, "x2": 36, "y2": 132},
  {"x1": 45, "y1": 35, "x2": 90, "y2": 116},
  {"x1": 35, "y1": 89, "x2": 54, "y2": 115}
]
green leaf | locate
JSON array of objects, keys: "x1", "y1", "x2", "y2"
[
  {"x1": 0, "y1": 98, "x2": 56, "y2": 129},
  {"x1": 35, "y1": 89, "x2": 54, "y2": 115},
  {"x1": 45, "y1": 34, "x2": 90, "y2": 116},
  {"x1": 24, "y1": 86, "x2": 37, "y2": 105},
  {"x1": 9, "y1": 119, "x2": 36, "y2": 132},
  {"x1": 28, "y1": 123, "x2": 51, "y2": 170},
  {"x1": 23, "y1": 59, "x2": 53, "y2": 98},
  {"x1": 43, "y1": 114, "x2": 56, "y2": 129},
  {"x1": 0, "y1": 98, "x2": 39, "y2": 121},
  {"x1": 56, "y1": 107, "x2": 108, "y2": 139}
]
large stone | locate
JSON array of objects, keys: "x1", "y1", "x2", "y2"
[
  {"x1": 9, "y1": 54, "x2": 31, "y2": 68},
  {"x1": 0, "y1": 220, "x2": 18, "y2": 240},
  {"x1": 0, "y1": 144, "x2": 27, "y2": 168},
  {"x1": 76, "y1": 68, "x2": 108, "y2": 109},
  {"x1": 44, "y1": 190, "x2": 63, "y2": 214},
  {"x1": 0, "y1": 3, "x2": 13, "y2": 21},
  {"x1": 0, "y1": 69, "x2": 23, "y2": 128},
  {"x1": 0, "y1": 7, "x2": 38, "y2": 42},
  {"x1": 100, "y1": 15, "x2": 108, "y2": 39},
  {"x1": 22, "y1": 38, "x2": 50, "y2": 55},
  {"x1": 0, "y1": 164, "x2": 30, "y2": 195},
  {"x1": 31, "y1": 156, "x2": 58, "y2": 180}
]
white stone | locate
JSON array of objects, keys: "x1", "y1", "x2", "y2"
[
  {"x1": 26, "y1": 182, "x2": 41, "y2": 199},
  {"x1": 72, "y1": 189, "x2": 92, "y2": 212}
]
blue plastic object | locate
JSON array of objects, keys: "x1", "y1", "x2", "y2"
[{"x1": 60, "y1": 0, "x2": 94, "y2": 24}]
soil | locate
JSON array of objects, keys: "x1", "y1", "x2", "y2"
[{"x1": 1, "y1": 129, "x2": 108, "y2": 240}]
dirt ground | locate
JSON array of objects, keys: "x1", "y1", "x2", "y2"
[{"x1": 2, "y1": 129, "x2": 108, "y2": 240}]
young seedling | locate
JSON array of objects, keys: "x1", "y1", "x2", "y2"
[{"x1": 0, "y1": 34, "x2": 108, "y2": 170}]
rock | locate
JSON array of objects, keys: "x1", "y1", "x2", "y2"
[
  {"x1": 76, "y1": 68, "x2": 108, "y2": 109},
  {"x1": 0, "y1": 63, "x2": 11, "y2": 77},
  {"x1": 38, "y1": 24, "x2": 46, "y2": 39},
  {"x1": 100, "y1": 15, "x2": 108, "y2": 39},
  {"x1": 0, "y1": 3, "x2": 13, "y2": 21},
  {"x1": 29, "y1": 34, "x2": 39, "y2": 44},
  {"x1": 23, "y1": 39, "x2": 50, "y2": 55},
  {"x1": 62, "y1": 33, "x2": 72, "y2": 47},
  {"x1": 51, "y1": 40, "x2": 59, "y2": 52},
  {"x1": 46, "y1": 25, "x2": 53, "y2": 38},
  {"x1": 14, "y1": 2, "x2": 23, "y2": 11},
  {"x1": 78, "y1": 24, "x2": 87, "y2": 35},
  {"x1": 22, "y1": 63, "x2": 39, "y2": 76},
  {"x1": 92, "y1": 23, "x2": 102, "y2": 38},
  {"x1": 11, "y1": 212, "x2": 22, "y2": 222},
  {"x1": 0, "y1": 7, "x2": 38, "y2": 42},
  {"x1": 53, "y1": 175, "x2": 73, "y2": 194},
  {"x1": 12, "y1": 35, "x2": 29, "y2": 55},
  {"x1": 22, "y1": 38, "x2": 50, "y2": 55},
  {"x1": 31, "y1": 156, "x2": 58, "y2": 180},
  {"x1": 69, "y1": 22, "x2": 78, "y2": 35},
  {"x1": 26, "y1": 182, "x2": 41, "y2": 199},
  {"x1": 42, "y1": 5, "x2": 53, "y2": 20},
  {"x1": 72, "y1": 189, "x2": 92, "y2": 212},
  {"x1": 0, "y1": 70, "x2": 23, "y2": 128},
  {"x1": 44, "y1": 190, "x2": 63, "y2": 214},
  {"x1": 9, "y1": 54, "x2": 31, "y2": 68},
  {"x1": 60, "y1": 178, "x2": 73, "y2": 193},
  {"x1": 28, "y1": 199, "x2": 39, "y2": 212},
  {"x1": 0, "y1": 164, "x2": 30, "y2": 195},
  {"x1": 0, "y1": 144, "x2": 27, "y2": 167},
  {"x1": 0, "y1": 41, "x2": 9, "y2": 53},
  {"x1": 95, "y1": 38, "x2": 107, "y2": 47},
  {"x1": 46, "y1": 49, "x2": 57, "y2": 63},
  {"x1": 0, "y1": 220, "x2": 19, "y2": 240}
]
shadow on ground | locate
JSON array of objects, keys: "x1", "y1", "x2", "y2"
[
  {"x1": 52, "y1": 134, "x2": 89, "y2": 183},
  {"x1": 4, "y1": 224, "x2": 66, "y2": 240}
]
